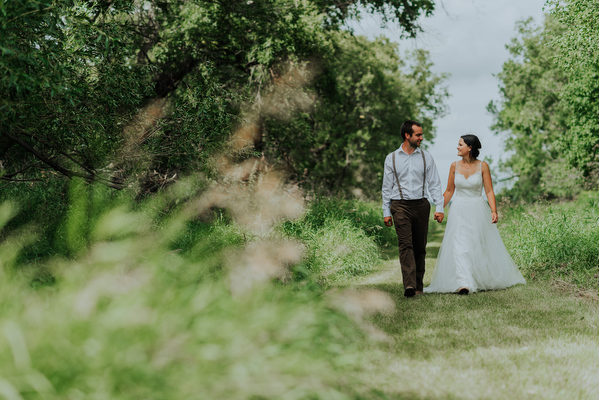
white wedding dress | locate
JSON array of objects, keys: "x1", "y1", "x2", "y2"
[{"x1": 424, "y1": 162, "x2": 525, "y2": 293}]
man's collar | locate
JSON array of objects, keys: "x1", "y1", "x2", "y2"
[{"x1": 399, "y1": 144, "x2": 422, "y2": 155}]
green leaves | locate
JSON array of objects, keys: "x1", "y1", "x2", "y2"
[
  {"x1": 315, "y1": 0, "x2": 435, "y2": 36},
  {"x1": 492, "y1": 4, "x2": 599, "y2": 201},
  {"x1": 490, "y1": 16, "x2": 578, "y2": 201},
  {"x1": 1, "y1": 0, "x2": 446, "y2": 201},
  {"x1": 549, "y1": 0, "x2": 599, "y2": 176},
  {"x1": 262, "y1": 32, "x2": 447, "y2": 195}
]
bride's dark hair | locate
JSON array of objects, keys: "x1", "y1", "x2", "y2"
[{"x1": 461, "y1": 134, "x2": 482, "y2": 159}]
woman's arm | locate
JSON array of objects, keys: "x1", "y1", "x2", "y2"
[
  {"x1": 443, "y1": 162, "x2": 456, "y2": 208},
  {"x1": 481, "y1": 161, "x2": 498, "y2": 223}
]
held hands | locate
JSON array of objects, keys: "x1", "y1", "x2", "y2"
[
  {"x1": 384, "y1": 213, "x2": 444, "y2": 226},
  {"x1": 434, "y1": 212, "x2": 444, "y2": 223},
  {"x1": 491, "y1": 211, "x2": 498, "y2": 224}
]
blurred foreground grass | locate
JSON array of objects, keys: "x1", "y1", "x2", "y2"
[{"x1": 0, "y1": 178, "x2": 397, "y2": 399}]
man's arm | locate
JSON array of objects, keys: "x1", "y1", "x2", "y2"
[{"x1": 382, "y1": 153, "x2": 394, "y2": 226}]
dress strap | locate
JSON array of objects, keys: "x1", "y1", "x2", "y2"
[{"x1": 478, "y1": 160, "x2": 482, "y2": 172}]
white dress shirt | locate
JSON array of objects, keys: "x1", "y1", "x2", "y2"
[{"x1": 381, "y1": 145, "x2": 445, "y2": 218}]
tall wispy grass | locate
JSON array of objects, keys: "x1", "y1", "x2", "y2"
[
  {"x1": 299, "y1": 218, "x2": 379, "y2": 282},
  {"x1": 499, "y1": 192, "x2": 599, "y2": 291},
  {"x1": 279, "y1": 198, "x2": 391, "y2": 284},
  {"x1": 0, "y1": 58, "x2": 401, "y2": 399},
  {"x1": 296, "y1": 198, "x2": 394, "y2": 247},
  {"x1": 0, "y1": 175, "x2": 396, "y2": 399}
]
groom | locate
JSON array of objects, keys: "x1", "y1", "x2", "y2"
[{"x1": 382, "y1": 120, "x2": 444, "y2": 297}]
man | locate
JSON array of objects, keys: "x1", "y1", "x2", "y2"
[{"x1": 382, "y1": 120, "x2": 444, "y2": 298}]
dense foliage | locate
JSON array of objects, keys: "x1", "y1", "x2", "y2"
[
  {"x1": 550, "y1": 0, "x2": 599, "y2": 176},
  {"x1": 488, "y1": 16, "x2": 572, "y2": 201},
  {"x1": 491, "y1": 2, "x2": 599, "y2": 201},
  {"x1": 263, "y1": 33, "x2": 447, "y2": 194},
  {"x1": 0, "y1": 0, "x2": 445, "y2": 198}
]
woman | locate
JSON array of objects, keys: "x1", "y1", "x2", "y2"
[{"x1": 424, "y1": 135, "x2": 525, "y2": 294}]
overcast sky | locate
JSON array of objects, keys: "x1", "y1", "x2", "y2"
[{"x1": 348, "y1": 0, "x2": 547, "y2": 189}]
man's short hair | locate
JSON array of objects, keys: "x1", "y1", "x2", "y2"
[{"x1": 400, "y1": 120, "x2": 422, "y2": 140}]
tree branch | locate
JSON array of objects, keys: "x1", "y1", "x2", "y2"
[
  {"x1": 1, "y1": 131, "x2": 123, "y2": 189},
  {"x1": 14, "y1": 128, "x2": 97, "y2": 176},
  {"x1": 0, "y1": 177, "x2": 44, "y2": 182},
  {"x1": 0, "y1": 161, "x2": 40, "y2": 179}
]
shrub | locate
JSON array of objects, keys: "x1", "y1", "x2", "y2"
[
  {"x1": 499, "y1": 196, "x2": 599, "y2": 291},
  {"x1": 302, "y1": 218, "x2": 380, "y2": 283},
  {"x1": 294, "y1": 197, "x2": 396, "y2": 248}
]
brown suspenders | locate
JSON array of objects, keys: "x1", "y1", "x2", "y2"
[{"x1": 392, "y1": 150, "x2": 427, "y2": 199}]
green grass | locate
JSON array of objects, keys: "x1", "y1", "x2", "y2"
[
  {"x1": 356, "y1": 279, "x2": 599, "y2": 399},
  {"x1": 279, "y1": 198, "x2": 388, "y2": 284},
  {"x1": 0, "y1": 178, "x2": 70, "y2": 263},
  {"x1": 289, "y1": 197, "x2": 397, "y2": 248},
  {"x1": 340, "y1": 208, "x2": 599, "y2": 399},
  {"x1": 499, "y1": 192, "x2": 599, "y2": 292},
  {"x1": 2, "y1": 177, "x2": 598, "y2": 399},
  {"x1": 282, "y1": 217, "x2": 380, "y2": 284}
]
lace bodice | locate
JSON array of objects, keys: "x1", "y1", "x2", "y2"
[{"x1": 454, "y1": 161, "x2": 483, "y2": 199}]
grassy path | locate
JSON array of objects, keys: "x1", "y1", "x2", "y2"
[{"x1": 343, "y1": 227, "x2": 599, "y2": 399}]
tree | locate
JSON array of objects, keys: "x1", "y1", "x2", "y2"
[
  {"x1": 549, "y1": 0, "x2": 599, "y2": 178},
  {"x1": 262, "y1": 32, "x2": 447, "y2": 195},
  {"x1": 488, "y1": 16, "x2": 576, "y2": 201},
  {"x1": 0, "y1": 0, "x2": 443, "y2": 196},
  {"x1": 0, "y1": 1, "x2": 154, "y2": 187}
]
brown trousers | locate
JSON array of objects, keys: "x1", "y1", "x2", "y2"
[{"x1": 391, "y1": 199, "x2": 430, "y2": 291}]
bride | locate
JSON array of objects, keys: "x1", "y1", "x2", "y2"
[{"x1": 424, "y1": 135, "x2": 525, "y2": 295}]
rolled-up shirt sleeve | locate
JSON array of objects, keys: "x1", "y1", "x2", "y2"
[
  {"x1": 381, "y1": 153, "x2": 394, "y2": 218},
  {"x1": 426, "y1": 154, "x2": 445, "y2": 213}
]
